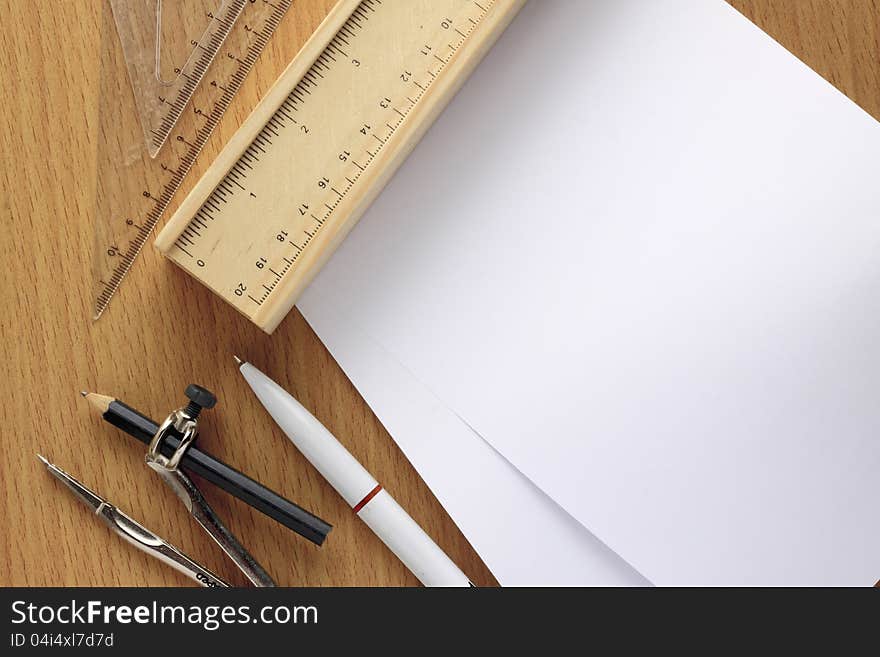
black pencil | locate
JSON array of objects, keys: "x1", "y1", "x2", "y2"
[{"x1": 82, "y1": 392, "x2": 332, "y2": 546}]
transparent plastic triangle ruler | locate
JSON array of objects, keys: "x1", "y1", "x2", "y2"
[
  {"x1": 92, "y1": 0, "x2": 292, "y2": 320},
  {"x1": 112, "y1": 0, "x2": 246, "y2": 158}
]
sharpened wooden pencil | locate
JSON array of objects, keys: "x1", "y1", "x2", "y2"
[{"x1": 81, "y1": 391, "x2": 332, "y2": 545}]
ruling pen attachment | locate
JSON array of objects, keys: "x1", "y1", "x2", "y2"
[{"x1": 37, "y1": 454, "x2": 229, "y2": 588}]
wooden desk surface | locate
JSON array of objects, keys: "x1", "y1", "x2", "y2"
[{"x1": 1, "y1": 1, "x2": 878, "y2": 586}]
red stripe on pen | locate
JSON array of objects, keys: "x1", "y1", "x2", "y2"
[{"x1": 352, "y1": 484, "x2": 382, "y2": 514}]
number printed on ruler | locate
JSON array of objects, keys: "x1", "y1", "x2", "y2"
[
  {"x1": 93, "y1": 0, "x2": 292, "y2": 319},
  {"x1": 165, "y1": 0, "x2": 498, "y2": 315}
]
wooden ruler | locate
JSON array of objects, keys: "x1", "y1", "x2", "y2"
[
  {"x1": 155, "y1": 0, "x2": 525, "y2": 333},
  {"x1": 92, "y1": 0, "x2": 291, "y2": 320}
]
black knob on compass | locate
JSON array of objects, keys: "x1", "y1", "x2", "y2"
[{"x1": 183, "y1": 384, "x2": 217, "y2": 419}]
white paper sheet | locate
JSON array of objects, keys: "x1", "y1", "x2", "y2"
[
  {"x1": 302, "y1": 305, "x2": 650, "y2": 585},
  {"x1": 300, "y1": 0, "x2": 880, "y2": 584}
]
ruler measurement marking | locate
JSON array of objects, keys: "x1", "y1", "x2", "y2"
[
  {"x1": 151, "y1": 0, "x2": 248, "y2": 154},
  {"x1": 93, "y1": 0, "x2": 293, "y2": 318},
  {"x1": 164, "y1": 0, "x2": 501, "y2": 322}
]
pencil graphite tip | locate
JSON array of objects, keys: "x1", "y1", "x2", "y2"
[{"x1": 81, "y1": 392, "x2": 113, "y2": 414}]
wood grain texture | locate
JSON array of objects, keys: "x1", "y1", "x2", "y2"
[{"x1": 1, "y1": 0, "x2": 878, "y2": 586}]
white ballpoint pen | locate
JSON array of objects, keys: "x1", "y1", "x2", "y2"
[{"x1": 236, "y1": 357, "x2": 474, "y2": 587}]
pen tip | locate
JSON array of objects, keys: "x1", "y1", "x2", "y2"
[
  {"x1": 79, "y1": 390, "x2": 89, "y2": 397},
  {"x1": 233, "y1": 355, "x2": 242, "y2": 365},
  {"x1": 36, "y1": 454, "x2": 49, "y2": 466}
]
